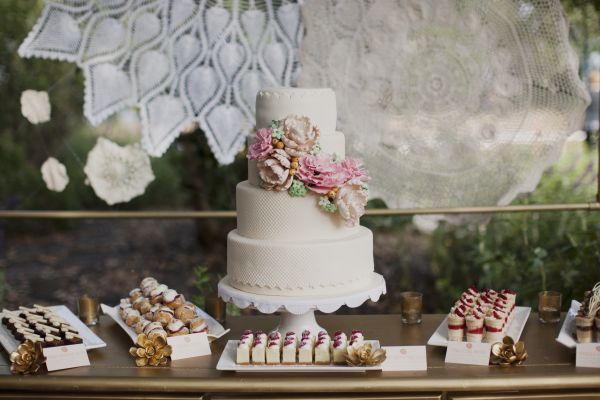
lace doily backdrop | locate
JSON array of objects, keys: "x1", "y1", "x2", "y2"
[
  {"x1": 19, "y1": 0, "x2": 302, "y2": 164},
  {"x1": 299, "y1": 0, "x2": 590, "y2": 221}
]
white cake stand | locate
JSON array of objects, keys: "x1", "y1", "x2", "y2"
[{"x1": 218, "y1": 273, "x2": 386, "y2": 333}]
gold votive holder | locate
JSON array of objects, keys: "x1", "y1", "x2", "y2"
[
  {"x1": 400, "y1": 291, "x2": 423, "y2": 324},
  {"x1": 205, "y1": 294, "x2": 226, "y2": 324},
  {"x1": 538, "y1": 291, "x2": 561, "y2": 324},
  {"x1": 78, "y1": 295, "x2": 100, "y2": 326}
]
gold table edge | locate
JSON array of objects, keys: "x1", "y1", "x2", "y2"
[{"x1": 0, "y1": 375, "x2": 599, "y2": 393}]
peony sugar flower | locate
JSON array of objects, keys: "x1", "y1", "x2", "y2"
[
  {"x1": 257, "y1": 149, "x2": 293, "y2": 191},
  {"x1": 339, "y1": 158, "x2": 370, "y2": 184},
  {"x1": 247, "y1": 128, "x2": 274, "y2": 161},
  {"x1": 282, "y1": 115, "x2": 320, "y2": 157},
  {"x1": 295, "y1": 153, "x2": 346, "y2": 194},
  {"x1": 335, "y1": 184, "x2": 369, "y2": 226}
]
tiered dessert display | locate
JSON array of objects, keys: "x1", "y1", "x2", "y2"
[
  {"x1": 218, "y1": 87, "x2": 386, "y2": 333},
  {"x1": 428, "y1": 286, "x2": 530, "y2": 347}
]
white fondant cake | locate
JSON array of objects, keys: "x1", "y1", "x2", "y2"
[{"x1": 227, "y1": 87, "x2": 375, "y2": 296}]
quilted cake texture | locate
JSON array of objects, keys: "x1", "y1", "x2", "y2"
[
  {"x1": 227, "y1": 227, "x2": 374, "y2": 295},
  {"x1": 236, "y1": 181, "x2": 357, "y2": 241}
]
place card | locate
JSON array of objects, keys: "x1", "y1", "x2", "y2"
[
  {"x1": 576, "y1": 343, "x2": 600, "y2": 368},
  {"x1": 445, "y1": 341, "x2": 491, "y2": 366},
  {"x1": 43, "y1": 344, "x2": 90, "y2": 371},
  {"x1": 167, "y1": 332, "x2": 211, "y2": 360},
  {"x1": 381, "y1": 346, "x2": 427, "y2": 371}
]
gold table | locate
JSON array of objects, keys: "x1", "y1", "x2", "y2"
[{"x1": 1, "y1": 313, "x2": 599, "y2": 400}]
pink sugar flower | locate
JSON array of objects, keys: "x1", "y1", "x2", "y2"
[
  {"x1": 247, "y1": 128, "x2": 273, "y2": 161},
  {"x1": 338, "y1": 157, "x2": 370, "y2": 184},
  {"x1": 295, "y1": 154, "x2": 346, "y2": 194}
]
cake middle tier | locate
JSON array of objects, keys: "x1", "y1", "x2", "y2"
[
  {"x1": 227, "y1": 226, "x2": 374, "y2": 296},
  {"x1": 236, "y1": 180, "x2": 357, "y2": 241}
]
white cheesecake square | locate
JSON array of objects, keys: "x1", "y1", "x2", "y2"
[
  {"x1": 252, "y1": 345, "x2": 266, "y2": 364},
  {"x1": 282, "y1": 346, "x2": 296, "y2": 364},
  {"x1": 298, "y1": 346, "x2": 313, "y2": 364},
  {"x1": 236, "y1": 345, "x2": 250, "y2": 365},
  {"x1": 314, "y1": 346, "x2": 330, "y2": 364},
  {"x1": 332, "y1": 345, "x2": 347, "y2": 364},
  {"x1": 266, "y1": 345, "x2": 280, "y2": 364}
]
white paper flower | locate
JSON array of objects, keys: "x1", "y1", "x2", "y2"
[
  {"x1": 41, "y1": 157, "x2": 68, "y2": 192},
  {"x1": 20, "y1": 90, "x2": 51, "y2": 124},
  {"x1": 84, "y1": 138, "x2": 155, "y2": 205}
]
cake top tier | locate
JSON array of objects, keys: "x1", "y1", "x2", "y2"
[{"x1": 256, "y1": 88, "x2": 336, "y2": 134}]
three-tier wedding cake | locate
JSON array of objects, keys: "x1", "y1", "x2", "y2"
[{"x1": 226, "y1": 87, "x2": 377, "y2": 297}]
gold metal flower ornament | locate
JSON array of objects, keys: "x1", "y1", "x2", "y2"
[
  {"x1": 129, "y1": 333, "x2": 172, "y2": 367},
  {"x1": 491, "y1": 336, "x2": 528, "y2": 366},
  {"x1": 345, "y1": 343, "x2": 387, "y2": 367},
  {"x1": 10, "y1": 340, "x2": 46, "y2": 375}
]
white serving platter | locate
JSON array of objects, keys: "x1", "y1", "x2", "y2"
[
  {"x1": 427, "y1": 306, "x2": 531, "y2": 347},
  {"x1": 0, "y1": 305, "x2": 107, "y2": 353},
  {"x1": 216, "y1": 340, "x2": 382, "y2": 372},
  {"x1": 555, "y1": 300, "x2": 580, "y2": 349},
  {"x1": 101, "y1": 303, "x2": 230, "y2": 343}
]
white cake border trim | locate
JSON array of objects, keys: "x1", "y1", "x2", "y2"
[{"x1": 218, "y1": 273, "x2": 386, "y2": 315}]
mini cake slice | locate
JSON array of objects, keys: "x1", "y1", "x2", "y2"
[
  {"x1": 236, "y1": 330, "x2": 253, "y2": 365},
  {"x1": 282, "y1": 332, "x2": 297, "y2": 364},
  {"x1": 349, "y1": 329, "x2": 364, "y2": 347},
  {"x1": 314, "y1": 331, "x2": 331, "y2": 364},
  {"x1": 297, "y1": 337, "x2": 313, "y2": 364},
  {"x1": 251, "y1": 331, "x2": 267, "y2": 364},
  {"x1": 332, "y1": 332, "x2": 348, "y2": 364},
  {"x1": 266, "y1": 331, "x2": 282, "y2": 365}
]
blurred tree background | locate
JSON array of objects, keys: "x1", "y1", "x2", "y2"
[{"x1": 0, "y1": 0, "x2": 598, "y2": 313}]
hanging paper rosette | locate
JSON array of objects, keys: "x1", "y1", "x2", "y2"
[{"x1": 84, "y1": 138, "x2": 155, "y2": 206}]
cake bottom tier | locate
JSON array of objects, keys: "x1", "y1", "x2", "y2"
[{"x1": 227, "y1": 226, "x2": 374, "y2": 296}]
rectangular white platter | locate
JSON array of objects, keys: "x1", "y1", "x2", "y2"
[
  {"x1": 427, "y1": 306, "x2": 531, "y2": 347},
  {"x1": 0, "y1": 305, "x2": 107, "y2": 353},
  {"x1": 216, "y1": 340, "x2": 382, "y2": 372},
  {"x1": 556, "y1": 300, "x2": 580, "y2": 349},
  {"x1": 101, "y1": 303, "x2": 230, "y2": 343}
]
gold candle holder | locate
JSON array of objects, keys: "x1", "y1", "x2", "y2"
[
  {"x1": 538, "y1": 291, "x2": 561, "y2": 324},
  {"x1": 400, "y1": 291, "x2": 423, "y2": 324},
  {"x1": 78, "y1": 295, "x2": 100, "y2": 326}
]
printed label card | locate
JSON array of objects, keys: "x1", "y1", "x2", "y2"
[
  {"x1": 576, "y1": 343, "x2": 600, "y2": 368},
  {"x1": 167, "y1": 332, "x2": 211, "y2": 360},
  {"x1": 445, "y1": 341, "x2": 491, "y2": 366},
  {"x1": 43, "y1": 344, "x2": 90, "y2": 371},
  {"x1": 381, "y1": 346, "x2": 427, "y2": 371}
]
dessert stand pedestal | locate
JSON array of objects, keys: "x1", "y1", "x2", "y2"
[{"x1": 218, "y1": 273, "x2": 386, "y2": 333}]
